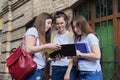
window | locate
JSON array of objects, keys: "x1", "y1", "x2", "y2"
[
  {"x1": 95, "y1": 0, "x2": 113, "y2": 18},
  {"x1": 75, "y1": 3, "x2": 91, "y2": 21},
  {"x1": 117, "y1": 0, "x2": 120, "y2": 12},
  {"x1": 95, "y1": 20, "x2": 114, "y2": 79}
]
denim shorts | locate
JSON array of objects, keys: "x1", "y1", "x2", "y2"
[
  {"x1": 78, "y1": 70, "x2": 103, "y2": 80},
  {"x1": 52, "y1": 66, "x2": 77, "y2": 80},
  {"x1": 25, "y1": 68, "x2": 44, "y2": 80}
]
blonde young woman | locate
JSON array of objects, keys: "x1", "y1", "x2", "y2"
[{"x1": 24, "y1": 13, "x2": 61, "y2": 80}]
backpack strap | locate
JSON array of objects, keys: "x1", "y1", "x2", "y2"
[
  {"x1": 51, "y1": 31, "x2": 56, "y2": 42},
  {"x1": 68, "y1": 31, "x2": 73, "y2": 39}
]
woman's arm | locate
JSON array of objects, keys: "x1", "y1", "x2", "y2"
[
  {"x1": 25, "y1": 36, "x2": 61, "y2": 54},
  {"x1": 64, "y1": 59, "x2": 73, "y2": 80},
  {"x1": 76, "y1": 45, "x2": 101, "y2": 61}
]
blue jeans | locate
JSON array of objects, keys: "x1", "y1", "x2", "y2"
[
  {"x1": 78, "y1": 70, "x2": 103, "y2": 80},
  {"x1": 25, "y1": 69, "x2": 44, "y2": 80},
  {"x1": 52, "y1": 66, "x2": 76, "y2": 80}
]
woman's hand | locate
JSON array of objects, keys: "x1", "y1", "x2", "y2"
[
  {"x1": 47, "y1": 43, "x2": 61, "y2": 51},
  {"x1": 55, "y1": 54, "x2": 65, "y2": 60},
  {"x1": 76, "y1": 50, "x2": 82, "y2": 57},
  {"x1": 64, "y1": 72, "x2": 70, "y2": 80},
  {"x1": 49, "y1": 54, "x2": 64, "y2": 61}
]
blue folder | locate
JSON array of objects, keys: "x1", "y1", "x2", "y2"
[{"x1": 75, "y1": 43, "x2": 89, "y2": 60}]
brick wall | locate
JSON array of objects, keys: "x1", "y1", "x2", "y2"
[{"x1": 0, "y1": 0, "x2": 78, "y2": 79}]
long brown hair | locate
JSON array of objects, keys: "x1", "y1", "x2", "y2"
[
  {"x1": 33, "y1": 13, "x2": 52, "y2": 79},
  {"x1": 71, "y1": 15, "x2": 96, "y2": 42},
  {"x1": 33, "y1": 12, "x2": 52, "y2": 44}
]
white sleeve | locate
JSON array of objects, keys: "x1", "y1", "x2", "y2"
[
  {"x1": 87, "y1": 34, "x2": 99, "y2": 46},
  {"x1": 25, "y1": 27, "x2": 38, "y2": 38}
]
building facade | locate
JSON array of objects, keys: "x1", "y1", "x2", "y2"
[{"x1": 0, "y1": 0, "x2": 120, "y2": 80}]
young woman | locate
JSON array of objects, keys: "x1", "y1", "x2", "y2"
[
  {"x1": 51, "y1": 11, "x2": 76, "y2": 80},
  {"x1": 24, "y1": 12, "x2": 61, "y2": 80},
  {"x1": 71, "y1": 15, "x2": 103, "y2": 80}
]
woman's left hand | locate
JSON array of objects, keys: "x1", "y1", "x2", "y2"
[
  {"x1": 76, "y1": 50, "x2": 82, "y2": 57},
  {"x1": 54, "y1": 54, "x2": 64, "y2": 60},
  {"x1": 64, "y1": 72, "x2": 70, "y2": 80}
]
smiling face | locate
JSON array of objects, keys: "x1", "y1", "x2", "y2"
[
  {"x1": 45, "y1": 19, "x2": 52, "y2": 32},
  {"x1": 55, "y1": 17, "x2": 67, "y2": 34}
]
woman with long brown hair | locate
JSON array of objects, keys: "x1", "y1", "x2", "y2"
[
  {"x1": 24, "y1": 12, "x2": 61, "y2": 80},
  {"x1": 71, "y1": 15, "x2": 103, "y2": 80}
]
